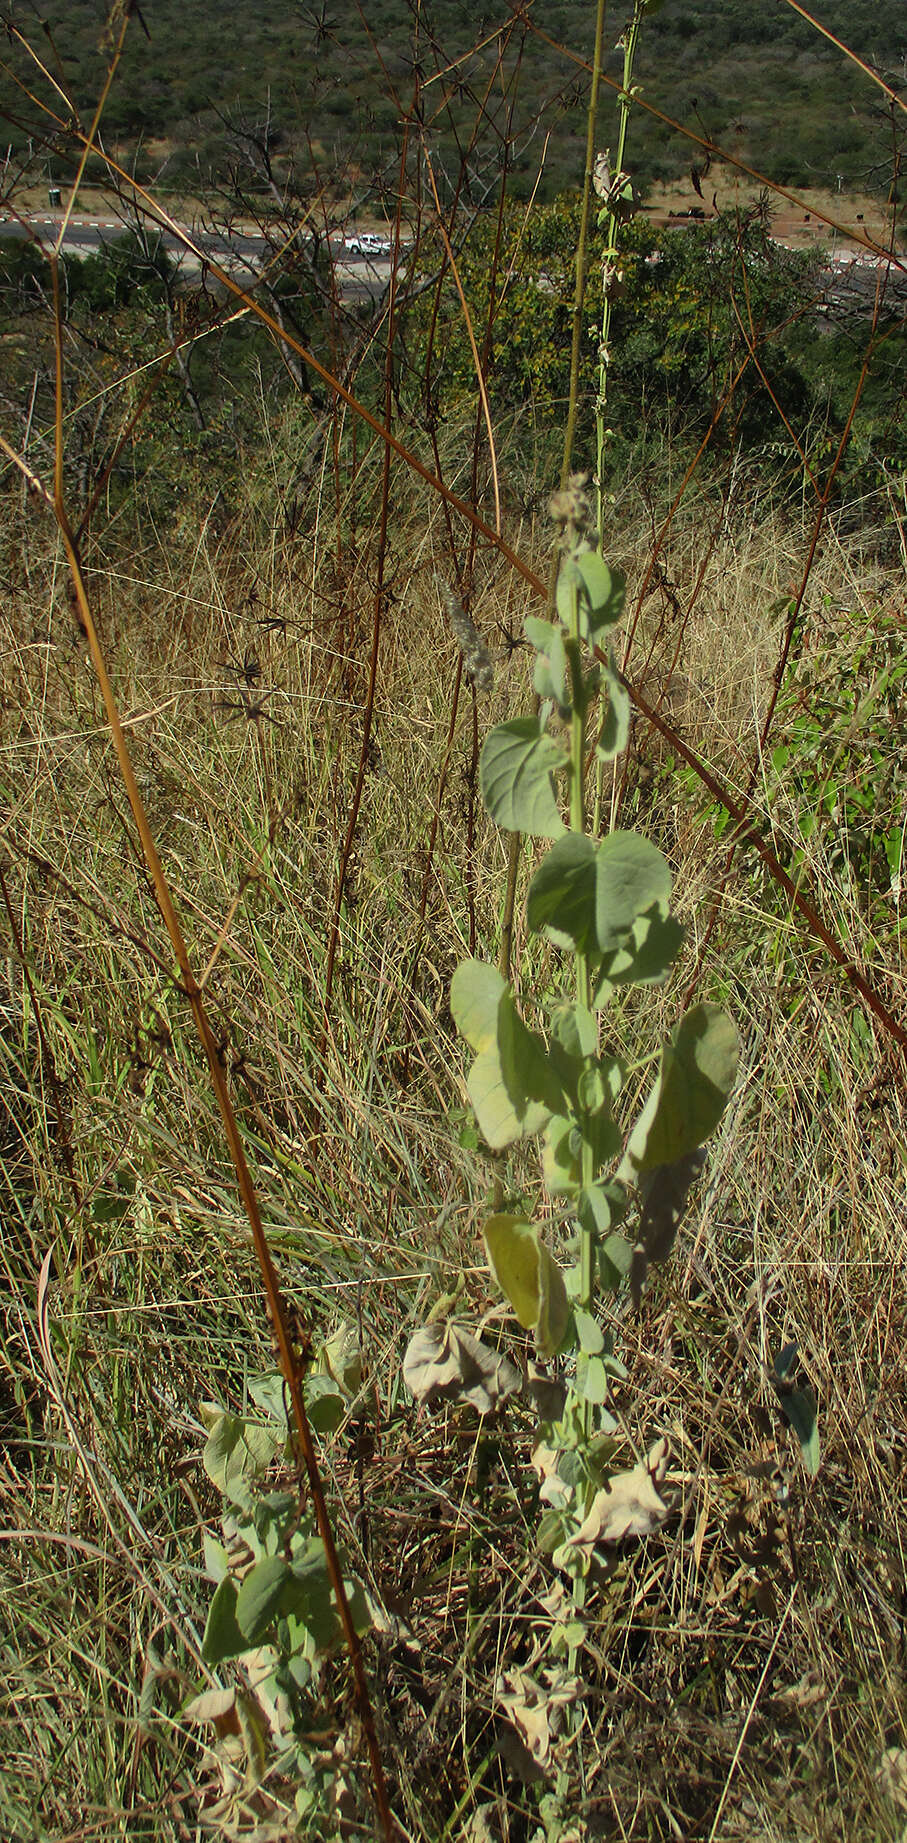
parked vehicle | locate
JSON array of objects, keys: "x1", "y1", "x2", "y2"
[{"x1": 343, "y1": 232, "x2": 390, "y2": 258}]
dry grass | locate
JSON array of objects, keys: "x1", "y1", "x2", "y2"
[
  {"x1": 1, "y1": 2, "x2": 906, "y2": 1829},
  {"x1": 1, "y1": 421, "x2": 905, "y2": 1839}
]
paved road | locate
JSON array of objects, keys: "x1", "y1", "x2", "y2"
[
  {"x1": 0, "y1": 212, "x2": 394, "y2": 298},
  {"x1": 3, "y1": 212, "x2": 903, "y2": 315}
]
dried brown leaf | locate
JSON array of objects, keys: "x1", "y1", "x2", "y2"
[
  {"x1": 564, "y1": 1438, "x2": 670, "y2": 1556},
  {"x1": 402, "y1": 1321, "x2": 521, "y2": 1413},
  {"x1": 496, "y1": 1666, "x2": 580, "y2": 1765}
]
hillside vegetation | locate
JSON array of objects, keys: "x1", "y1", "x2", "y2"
[
  {"x1": 1, "y1": 4, "x2": 906, "y2": 1841},
  {"x1": 1, "y1": 0, "x2": 905, "y2": 200}
]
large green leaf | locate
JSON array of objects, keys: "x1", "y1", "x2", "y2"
[
  {"x1": 575, "y1": 553, "x2": 625, "y2": 640},
  {"x1": 201, "y1": 1577, "x2": 248, "y2": 1665},
  {"x1": 479, "y1": 717, "x2": 565, "y2": 838},
  {"x1": 451, "y1": 961, "x2": 562, "y2": 1149},
  {"x1": 449, "y1": 958, "x2": 505, "y2": 1053},
  {"x1": 235, "y1": 1555, "x2": 289, "y2": 1644},
  {"x1": 623, "y1": 1004, "x2": 738, "y2": 1175},
  {"x1": 527, "y1": 831, "x2": 672, "y2": 958},
  {"x1": 484, "y1": 1215, "x2": 569, "y2": 1358},
  {"x1": 202, "y1": 1412, "x2": 280, "y2": 1505}
]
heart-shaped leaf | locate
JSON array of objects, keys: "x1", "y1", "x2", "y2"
[
  {"x1": 480, "y1": 716, "x2": 565, "y2": 838},
  {"x1": 528, "y1": 830, "x2": 672, "y2": 961}
]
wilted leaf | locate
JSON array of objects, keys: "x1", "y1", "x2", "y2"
[
  {"x1": 630, "y1": 1149, "x2": 706, "y2": 1300},
  {"x1": 184, "y1": 1686, "x2": 240, "y2": 1731},
  {"x1": 318, "y1": 1321, "x2": 363, "y2": 1397},
  {"x1": 450, "y1": 960, "x2": 563, "y2": 1149},
  {"x1": 622, "y1": 1004, "x2": 738, "y2": 1176},
  {"x1": 531, "y1": 1440, "x2": 573, "y2": 1507},
  {"x1": 496, "y1": 1666, "x2": 581, "y2": 1765},
  {"x1": 561, "y1": 1438, "x2": 670, "y2": 1560},
  {"x1": 480, "y1": 716, "x2": 565, "y2": 838},
  {"x1": 878, "y1": 1747, "x2": 907, "y2": 1814},
  {"x1": 403, "y1": 1322, "x2": 521, "y2": 1414},
  {"x1": 484, "y1": 1216, "x2": 570, "y2": 1358},
  {"x1": 524, "y1": 1363, "x2": 568, "y2": 1421}
]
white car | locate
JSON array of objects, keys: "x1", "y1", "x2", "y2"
[{"x1": 344, "y1": 232, "x2": 390, "y2": 258}]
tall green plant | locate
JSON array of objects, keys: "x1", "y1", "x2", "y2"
[{"x1": 405, "y1": 476, "x2": 738, "y2": 1657}]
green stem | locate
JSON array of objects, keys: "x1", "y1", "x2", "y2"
[
  {"x1": 593, "y1": 0, "x2": 646, "y2": 837},
  {"x1": 558, "y1": 0, "x2": 609, "y2": 492},
  {"x1": 595, "y1": 2, "x2": 645, "y2": 529}
]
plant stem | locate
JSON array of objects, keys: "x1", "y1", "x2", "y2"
[
  {"x1": 593, "y1": 0, "x2": 646, "y2": 838},
  {"x1": 595, "y1": 0, "x2": 646, "y2": 537},
  {"x1": 558, "y1": 0, "x2": 609, "y2": 491}
]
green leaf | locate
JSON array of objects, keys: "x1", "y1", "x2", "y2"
[
  {"x1": 285, "y1": 1539, "x2": 342, "y2": 1651},
  {"x1": 451, "y1": 961, "x2": 563, "y2": 1149},
  {"x1": 599, "y1": 1232, "x2": 632, "y2": 1291},
  {"x1": 630, "y1": 1150, "x2": 707, "y2": 1300},
  {"x1": 774, "y1": 1347, "x2": 820, "y2": 1476},
  {"x1": 202, "y1": 1412, "x2": 280, "y2": 1503},
  {"x1": 527, "y1": 831, "x2": 672, "y2": 958},
  {"x1": 235, "y1": 1555, "x2": 289, "y2": 1644},
  {"x1": 202, "y1": 1413, "x2": 244, "y2": 1493},
  {"x1": 526, "y1": 834, "x2": 599, "y2": 954},
  {"x1": 557, "y1": 555, "x2": 625, "y2": 643},
  {"x1": 247, "y1": 1373, "x2": 288, "y2": 1423},
  {"x1": 594, "y1": 910, "x2": 685, "y2": 998},
  {"x1": 484, "y1": 1215, "x2": 569, "y2": 1358},
  {"x1": 623, "y1": 1004, "x2": 738, "y2": 1176},
  {"x1": 597, "y1": 651, "x2": 631, "y2": 761},
  {"x1": 575, "y1": 1355, "x2": 610, "y2": 1404},
  {"x1": 525, "y1": 615, "x2": 568, "y2": 709},
  {"x1": 449, "y1": 958, "x2": 505, "y2": 1053},
  {"x1": 550, "y1": 1000, "x2": 598, "y2": 1061},
  {"x1": 202, "y1": 1577, "x2": 248, "y2": 1665},
  {"x1": 573, "y1": 1309, "x2": 604, "y2": 1355},
  {"x1": 203, "y1": 1533, "x2": 229, "y2": 1583},
  {"x1": 479, "y1": 716, "x2": 565, "y2": 838},
  {"x1": 542, "y1": 1114, "x2": 581, "y2": 1195},
  {"x1": 303, "y1": 1374, "x2": 346, "y2": 1434}
]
